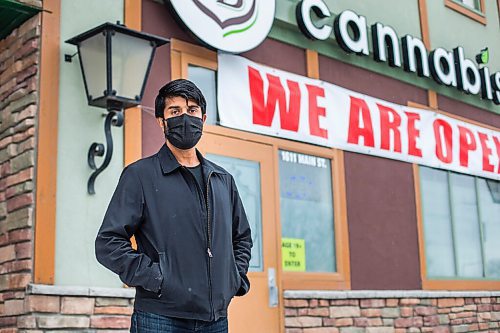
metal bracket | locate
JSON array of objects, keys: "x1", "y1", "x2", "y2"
[
  {"x1": 87, "y1": 109, "x2": 124, "y2": 195},
  {"x1": 64, "y1": 51, "x2": 78, "y2": 63}
]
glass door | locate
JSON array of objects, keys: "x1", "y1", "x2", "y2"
[{"x1": 198, "y1": 132, "x2": 281, "y2": 333}]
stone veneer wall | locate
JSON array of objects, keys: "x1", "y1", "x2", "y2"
[
  {"x1": 0, "y1": 5, "x2": 42, "y2": 329},
  {"x1": 16, "y1": 284, "x2": 135, "y2": 331},
  {"x1": 284, "y1": 291, "x2": 500, "y2": 333}
]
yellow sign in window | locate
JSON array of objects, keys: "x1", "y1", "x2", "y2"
[{"x1": 282, "y1": 238, "x2": 306, "y2": 271}]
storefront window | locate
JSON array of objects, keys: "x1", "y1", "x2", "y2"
[
  {"x1": 420, "y1": 166, "x2": 500, "y2": 279},
  {"x1": 420, "y1": 167, "x2": 455, "y2": 277},
  {"x1": 278, "y1": 150, "x2": 336, "y2": 273},
  {"x1": 477, "y1": 179, "x2": 500, "y2": 277},
  {"x1": 449, "y1": 173, "x2": 483, "y2": 277},
  {"x1": 188, "y1": 65, "x2": 217, "y2": 125},
  {"x1": 205, "y1": 154, "x2": 263, "y2": 272}
]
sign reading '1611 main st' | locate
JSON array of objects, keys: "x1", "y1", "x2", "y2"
[
  {"x1": 168, "y1": 0, "x2": 275, "y2": 53},
  {"x1": 218, "y1": 54, "x2": 500, "y2": 181}
]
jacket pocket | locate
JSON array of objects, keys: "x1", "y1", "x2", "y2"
[
  {"x1": 157, "y1": 251, "x2": 206, "y2": 313},
  {"x1": 231, "y1": 256, "x2": 242, "y2": 295},
  {"x1": 158, "y1": 252, "x2": 167, "y2": 297},
  {"x1": 222, "y1": 256, "x2": 241, "y2": 311}
]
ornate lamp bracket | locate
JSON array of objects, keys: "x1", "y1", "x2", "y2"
[{"x1": 87, "y1": 109, "x2": 124, "y2": 195}]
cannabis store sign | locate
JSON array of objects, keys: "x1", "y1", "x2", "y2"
[{"x1": 169, "y1": 0, "x2": 500, "y2": 105}]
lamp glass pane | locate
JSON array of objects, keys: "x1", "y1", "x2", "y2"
[
  {"x1": 79, "y1": 32, "x2": 107, "y2": 100},
  {"x1": 111, "y1": 32, "x2": 153, "y2": 100},
  {"x1": 460, "y1": 0, "x2": 480, "y2": 10}
]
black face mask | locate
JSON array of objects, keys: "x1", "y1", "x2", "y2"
[{"x1": 163, "y1": 113, "x2": 203, "y2": 150}]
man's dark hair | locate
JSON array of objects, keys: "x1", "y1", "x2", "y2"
[{"x1": 155, "y1": 79, "x2": 207, "y2": 118}]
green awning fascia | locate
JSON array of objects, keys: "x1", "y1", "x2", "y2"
[{"x1": 0, "y1": 0, "x2": 42, "y2": 40}]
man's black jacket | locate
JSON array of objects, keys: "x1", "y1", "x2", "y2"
[{"x1": 95, "y1": 144, "x2": 253, "y2": 321}]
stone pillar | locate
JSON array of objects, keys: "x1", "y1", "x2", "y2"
[{"x1": 0, "y1": 9, "x2": 41, "y2": 328}]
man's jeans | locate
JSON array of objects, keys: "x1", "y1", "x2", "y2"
[{"x1": 130, "y1": 309, "x2": 228, "y2": 333}]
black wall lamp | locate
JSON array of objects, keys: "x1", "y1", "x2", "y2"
[{"x1": 66, "y1": 22, "x2": 169, "y2": 195}]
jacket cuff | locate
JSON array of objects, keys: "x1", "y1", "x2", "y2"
[
  {"x1": 144, "y1": 262, "x2": 163, "y2": 293},
  {"x1": 235, "y1": 273, "x2": 250, "y2": 296}
]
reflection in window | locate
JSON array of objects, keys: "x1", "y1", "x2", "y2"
[
  {"x1": 420, "y1": 167, "x2": 455, "y2": 277},
  {"x1": 457, "y1": 0, "x2": 481, "y2": 11},
  {"x1": 478, "y1": 179, "x2": 500, "y2": 277},
  {"x1": 279, "y1": 150, "x2": 336, "y2": 272},
  {"x1": 188, "y1": 65, "x2": 217, "y2": 125},
  {"x1": 205, "y1": 154, "x2": 263, "y2": 272},
  {"x1": 449, "y1": 173, "x2": 483, "y2": 277},
  {"x1": 420, "y1": 166, "x2": 500, "y2": 279}
]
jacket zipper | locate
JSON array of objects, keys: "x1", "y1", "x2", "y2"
[
  {"x1": 183, "y1": 166, "x2": 215, "y2": 320},
  {"x1": 206, "y1": 171, "x2": 214, "y2": 321}
]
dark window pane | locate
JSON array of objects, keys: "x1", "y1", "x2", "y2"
[{"x1": 188, "y1": 65, "x2": 217, "y2": 125}]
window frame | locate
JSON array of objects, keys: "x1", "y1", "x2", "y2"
[
  {"x1": 275, "y1": 140, "x2": 350, "y2": 290},
  {"x1": 35, "y1": 0, "x2": 61, "y2": 285},
  {"x1": 410, "y1": 101, "x2": 500, "y2": 290},
  {"x1": 170, "y1": 39, "x2": 351, "y2": 290},
  {"x1": 444, "y1": 0, "x2": 486, "y2": 25}
]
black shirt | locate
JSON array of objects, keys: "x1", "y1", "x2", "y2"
[{"x1": 186, "y1": 163, "x2": 205, "y2": 198}]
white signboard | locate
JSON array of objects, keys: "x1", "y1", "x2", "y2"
[{"x1": 218, "y1": 53, "x2": 500, "y2": 181}]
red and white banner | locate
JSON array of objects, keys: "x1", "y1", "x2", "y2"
[{"x1": 217, "y1": 53, "x2": 500, "y2": 181}]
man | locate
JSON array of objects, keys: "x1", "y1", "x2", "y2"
[{"x1": 95, "y1": 79, "x2": 253, "y2": 333}]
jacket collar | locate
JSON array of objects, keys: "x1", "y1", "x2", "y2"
[{"x1": 157, "y1": 143, "x2": 226, "y2": 175}]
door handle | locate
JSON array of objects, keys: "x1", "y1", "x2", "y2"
[{"x1": 268, "y1": 267, "x2": 278, "y2": 307}]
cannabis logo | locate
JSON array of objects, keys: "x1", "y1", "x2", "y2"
[{"x1": 169, "y1": 0, "x2": 275, "y2": 53}]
